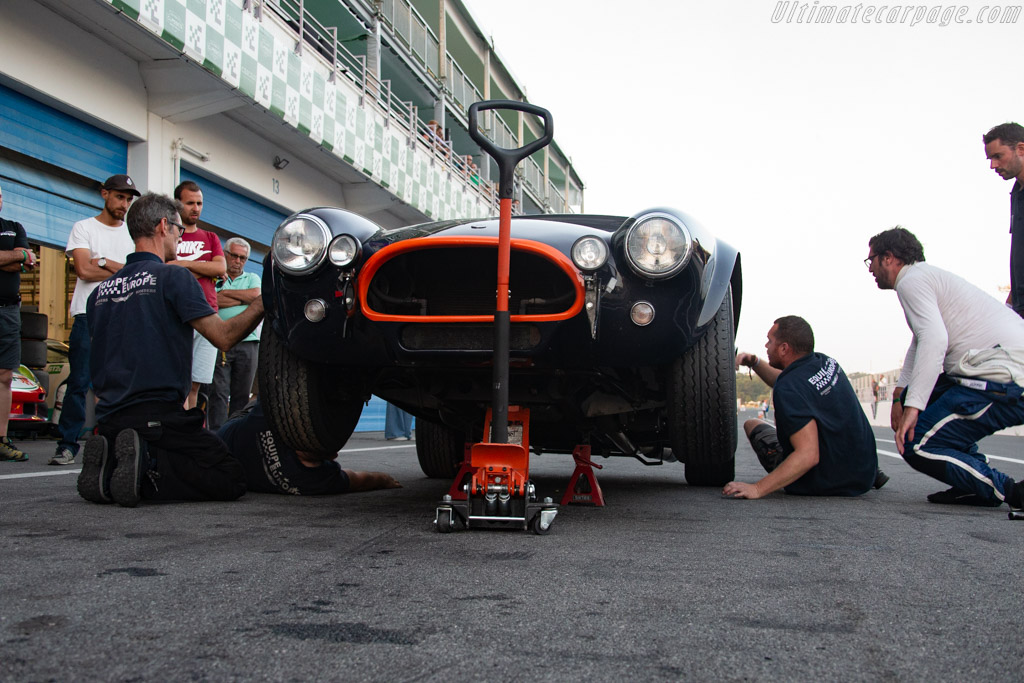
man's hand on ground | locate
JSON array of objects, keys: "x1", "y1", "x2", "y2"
[
  {"x1": 346, "y1": 470, "x2": 402, "y2": 492},
  {"x1": 722, "y1": 481, "x2": 762, "y2": 499}
]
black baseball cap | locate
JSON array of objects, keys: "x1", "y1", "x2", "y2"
[{"x1": 101, "y1": 174, "x2": 141, "y2": 197}]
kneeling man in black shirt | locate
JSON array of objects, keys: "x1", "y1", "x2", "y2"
[
  {"x1": 218, "y1": 400, "x2": 401, "y2": 495},
  {"x1": 78, "y1": 192, "x2": 264, "y2": 507},
  {"x1": 726, "y1": 315, "x2": 884, "y2": 499}
]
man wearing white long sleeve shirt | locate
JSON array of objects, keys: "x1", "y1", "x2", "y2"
[{"x1": 867, "y1": 226, "x2": 1024, "y2": 512}]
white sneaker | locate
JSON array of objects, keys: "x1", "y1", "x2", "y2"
[{"x1": 48, "y1": 446, "x2": 76, "y2": 466}]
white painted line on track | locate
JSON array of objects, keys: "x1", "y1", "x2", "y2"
[
  {"x1": 0, "y1": 470, "x2": 81, "y2": 480},
  {"x1": 340, "y1": 445, "x2": 414, "y2": 453}
]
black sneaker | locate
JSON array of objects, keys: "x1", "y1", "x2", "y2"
[
  {"x1": 110, "y1": 429, "x2": 142, "y2": 508},
  {"x1": 1005, "y1": 478, "x2": 1023, "y2": 510},
  {"x1": 873, "y1": 468, "x2": 890, "y2": 490},
  {"x1": 77, "y1": 436, "x2": 112, "y2": 504},
  {"x1": 927, "y1": 487, "x2": 1003, "y2": 508}
]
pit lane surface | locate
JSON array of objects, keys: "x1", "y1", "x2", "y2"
[{"x1": 2, "y1": 409, "x2": 1022, "y2": 681}]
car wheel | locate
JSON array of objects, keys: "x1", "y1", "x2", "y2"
[
  {"x1": 415, "y1": 419, "x2": 466, "y2": 478},
  {"x1": 258, "y1": 324, "x2": 364, "y2": 453},
  {"x1": 668, "y1": 286, "x2": 737, "y2": 486}
]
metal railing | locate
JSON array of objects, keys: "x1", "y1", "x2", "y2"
[
  {"x1": 547, "y1": 179, "x2": 566, "y2": 212},
  {"x1": 523, "y1": 156, "x2": 543, "y2": 199},
  {"x1": 246, "y1": 0, "x2": 567, "y2": 215},
  {"x1": 380, "y1": 0, "x2": 441, "y2": 76},
  {"x1": 445, "y1": 55, "x2": 482, "y2": 113}
]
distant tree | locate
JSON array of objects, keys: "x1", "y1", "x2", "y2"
[{"x1": 736, "y1": 373, "x2": 771, "y2": 405}]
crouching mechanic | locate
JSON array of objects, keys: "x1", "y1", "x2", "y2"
[
  {"x1": 725, "y1": 315, "x2": 882, "y2": 499},
  {"x1": 217, "y1": 400, "x2": 402, "y2": 495},
  {"x1": 76, "y1": 192, "x2": 264, "y2": 507},
  {"x1": 867, "y1": 226, "x2": 1024, "y2": 513}
]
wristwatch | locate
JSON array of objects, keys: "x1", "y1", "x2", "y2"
[{"x1": 97, "y1": 258, "x2": 107, "y2": 269}]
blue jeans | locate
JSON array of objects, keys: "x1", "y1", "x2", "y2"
[
  {"x1": 903, "y1": 377, "x2": 1024, "y2": 504},
  {"x1": 57, "y1": 314, "x2": 90, "y2": 454},
  {"x1": 384, "y1": 403, "x2": 414, "y2": 439}
]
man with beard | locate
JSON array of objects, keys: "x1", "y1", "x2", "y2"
[
  {"x1": 77, "y1": 192, "x2": 263, "y2": 507},
  {"x1": 170, "y1": 181, "x2": 225, "y2": 410},
  {"x1": 50, "y1": 174, "x2": 140, "y2": 466},
  {"x1": 725, "y1": 316, "x2": 881, "y2": 499},
  {"x1": 866, "y1": 226, "x2": 1024, "y2": 514},
  {"x1": 983, "y1": 123, "x2": 1024, "y2": 317}
]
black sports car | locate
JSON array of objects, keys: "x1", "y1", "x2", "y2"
[{"x1": 258, "y1": 206, "x2": 742, "y2": 485}]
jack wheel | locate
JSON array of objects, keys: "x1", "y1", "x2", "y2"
[
  {"x1": 436, "y1": 509, "x2": 454, "y2": 533},
  {"x1": 531, "y1": 514, "x2": 552, "y2": 536}
]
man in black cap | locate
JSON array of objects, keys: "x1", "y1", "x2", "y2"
[{"x1": 50, "y1": 174, "x2": 140, "y2": 466}]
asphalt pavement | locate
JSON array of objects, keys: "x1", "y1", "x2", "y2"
[{"x1": 2, "y1": 408, "x2": 1022, "y2": 681}]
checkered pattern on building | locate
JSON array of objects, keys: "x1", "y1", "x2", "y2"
[{"x1": 109, "y1": 0, "x2": 493, "y2": 220}]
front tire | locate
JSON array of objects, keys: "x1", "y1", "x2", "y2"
[
  {"x1": 415, "y1": 419, "x2": 466, "y2": 478},
  {"x1": 668, "y1": 287, "x2": 737, "y2": 486},
  {"x1": 258, "y1": 325, "x2": 364, "y2": 453}
]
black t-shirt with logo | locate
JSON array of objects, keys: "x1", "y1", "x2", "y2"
[
  {"x1": 0, "y1": 217, "x2": 29, "y2": 302},
  {"x1": 774, "y1": 352, "x2": 877, "y2": 496},
  {"x1": 217, "y1": 401, "x2": 351, "y2": 495},
  {"x1": 87, "y1": 252, "x2": 213, "y2": 419}
]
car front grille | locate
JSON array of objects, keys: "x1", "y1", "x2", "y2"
[
  {"x1": 364, "y1": 245, "x2": 577, "y2": 317},
  {"x1": 400, "y1": 323, "x2": 542, "y2": 351}
]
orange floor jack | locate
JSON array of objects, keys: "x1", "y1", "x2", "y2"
[
  {"x1": 433, "y1": 100, "x2": 558, "y2": 535},
  {"x1": 435, "y1": 406, "x2": 558, "y2": 534}
]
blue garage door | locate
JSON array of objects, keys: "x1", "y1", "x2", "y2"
[
  {"x1": 0, "y1": 84, "x2": 129, "y2": 247},
  {"x1": 180, "y1": 168, "x2": 288, "y2": 277}
]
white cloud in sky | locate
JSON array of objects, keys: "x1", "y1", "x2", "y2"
[{"x1": 462, "y1": 0, "x2": 1023, "y2": 373}]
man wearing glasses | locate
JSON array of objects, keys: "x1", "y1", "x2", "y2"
[
  {"x1": 207, "y1": 237, "x2": 261, "y2": 430},
  {"x1": 50, "y1": 174, "x2": 140, "y2": 466},
  {"x1": 866, "y1": 226, "x2": 1024, "y2": 515},
  {"x1": 76, "y1": 192, "x2": 263, "y2": 507}
]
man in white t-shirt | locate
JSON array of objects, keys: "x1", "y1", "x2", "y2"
[
  {"x1": 50, "y1": 174, "x2": 139, "y2": 466},
  {"x1": 866, "y1": 226, "x2": 1024, "y2": 514}
]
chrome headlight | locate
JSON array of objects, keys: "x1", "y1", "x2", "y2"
[
  {"x1": 329, "y1": 234, "x2": 360, "y2": 267},
  {"x1": 571, "y1": 236, "x2": 609, "y2": 271},
  {"x1": 272, "y1": 215, "x2": 330, "y2": 274},
  {"x1": 623, "y1": 213, "x2": 692, "y2": 279}
]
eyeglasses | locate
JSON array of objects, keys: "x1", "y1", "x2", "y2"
[
  {"x1": 864, "y1": 254, "x2": 881, "y2": 269},
  {"x1": 226, "y1": 252, "x2": 248, "y2": 262},
  {"x1": 166, "y1": 218, "x2": 186, "y2": 236}
]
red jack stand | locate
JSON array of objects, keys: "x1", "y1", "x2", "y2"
[{"x1": 561, "y1": 445, "x2": 605, "y2": 506}]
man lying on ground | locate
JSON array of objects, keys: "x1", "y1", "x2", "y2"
[{"x1": 218, "y1": 400, "x2": 401, "y2": 495}]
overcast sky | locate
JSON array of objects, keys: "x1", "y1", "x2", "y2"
[{"x1": 462, "y1": 0, "x2": 1023, "y2": 373}]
